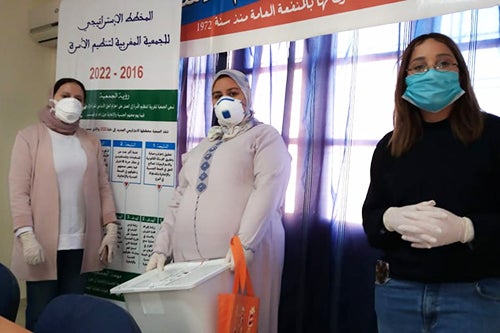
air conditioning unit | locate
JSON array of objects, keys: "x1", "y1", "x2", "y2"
[{"x1": 28, "y1": 0, "x2": 60, "y2": 47}]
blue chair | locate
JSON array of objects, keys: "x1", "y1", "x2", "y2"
[
  {"x1": 0, "y1": 262, "x2": 20, "y2": 322},
  {"x1": 34, "y1": 294, "x2": 142, "y2": 333}
]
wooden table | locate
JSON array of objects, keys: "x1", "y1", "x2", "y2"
[{"x1": 0, "y1": 316, "x2": 31, "y2": 333}]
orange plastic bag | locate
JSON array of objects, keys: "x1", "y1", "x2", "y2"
[{"x1": 217, "y1": 236, "x2": 259, "y2": 333}]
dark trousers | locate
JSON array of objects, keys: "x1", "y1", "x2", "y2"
[{"x1": 25, "y1": 249, "x2": 87, "y2": 330}]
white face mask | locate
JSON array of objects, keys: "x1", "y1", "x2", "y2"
[
  {"x1": 214, "y1": 96, "x2": 245, "y2": 127},
  {"x1": 50, "y1": 97, "x2": 84, "y2": 123}
]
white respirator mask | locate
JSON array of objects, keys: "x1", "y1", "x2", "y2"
[
  {"x1": 50, "y1": 97, "x2": 84, "y2": 124},
  {"x1": 213, "y1": 96, "x2": 246, "y2": 127}
]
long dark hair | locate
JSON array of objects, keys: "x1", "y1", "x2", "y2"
[{"x1": 390, "y1": 33, "x2": 483, "y2": 157}]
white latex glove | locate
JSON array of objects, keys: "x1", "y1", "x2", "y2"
[
  {"x1": 98, "y1": 223, "x2": 118, "y2": 264},
  {"x1": 19, "y1": 232, "x2": 45, "y2": 265},
  {"x1": 402, "y1": 207, "x2": 475, "y2": 249},
  {"x1": 225, "y1": 246, "x2": 254, "y2": 271},
  {"x1": 146, "y1": 252, "x2": 167, "y2": 272},
  {"x1": 383, "y1": 200, "x2": 444, "y2": 238}
]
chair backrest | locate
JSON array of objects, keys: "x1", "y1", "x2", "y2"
[
  {"x1": 34, "y1": 294, "x2": 142, "y2": 333},
  {"x1": 0, "y1": 262, "x2": 20, "y2": 322}
]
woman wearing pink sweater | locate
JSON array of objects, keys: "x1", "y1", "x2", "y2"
[{"x1": 8, "y1": 78, "x2": 118, "y2": 330}]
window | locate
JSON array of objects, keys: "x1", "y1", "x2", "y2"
[{"x1": 183, "y1": 7, "x2": 500, "y2": 224}]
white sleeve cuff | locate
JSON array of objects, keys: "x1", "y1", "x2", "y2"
[
  {"x1": 461, "y1": 217, "x2": 474, "y2": 243},
  {"x1": 15, "y1": 226, "x2": 34, "y2": 237}
]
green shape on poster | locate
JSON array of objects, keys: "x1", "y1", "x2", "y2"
[
  {"x1": 85, "y1": 269, "x2": 139, "y2": 301},
  {"x1": 84, "y1": 90, "x2": 177, "y2": 121}
]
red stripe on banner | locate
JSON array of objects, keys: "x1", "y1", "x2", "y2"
[{"x1": 181, "y1": 0, "x2": 403, "y2": 41}]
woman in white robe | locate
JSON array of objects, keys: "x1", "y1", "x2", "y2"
[{"x1": 147, "y1": 69, "x2": 291, "y2": 333}]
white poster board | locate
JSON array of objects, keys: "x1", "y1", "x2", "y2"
[{"x1": 56, "y1": 0, "x2": 182, "y2": 298}]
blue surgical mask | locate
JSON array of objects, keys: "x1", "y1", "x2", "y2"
[{"x1": 402, "y1": 69, "x2": 465, "y2": 113}]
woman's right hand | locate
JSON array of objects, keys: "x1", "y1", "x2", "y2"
[
  {"x1": 383, "y1": 200, "x2": 441, "y2": 233},
  {"x1": 19, "y1": 232, "x2": 45, "y2": 265},
  {"x1": 146, "y1": 252, "x2": 167, "y2": 272}
]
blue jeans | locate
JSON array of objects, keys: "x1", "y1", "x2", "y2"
[
  {"x1": 25, "y1": 250, "x2": 87, "y2": 330},
  {"x1": 375, "y1": 277, "x2": 500, "y2": 333}
]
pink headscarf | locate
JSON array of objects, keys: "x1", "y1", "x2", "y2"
[{"x1": 39, "y1": 102, "x2": 80, "y2": 135}]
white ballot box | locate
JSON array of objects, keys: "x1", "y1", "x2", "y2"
[{"x1": 110, "y1": 259, "x2": 232, "y2": 333}]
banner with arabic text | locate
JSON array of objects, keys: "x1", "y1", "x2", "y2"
[{"x1": 180, "y1": 0, "x2": 500, "y2": 57}]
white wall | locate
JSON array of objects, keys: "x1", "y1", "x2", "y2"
[{"x1": 0, "y1": 0, "x2": 57, "y2": 297}]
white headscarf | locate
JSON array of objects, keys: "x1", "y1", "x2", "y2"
[
  {"x1": 208, "y1": 69, "x2": 260, "y2": 141},
  {"x1": 212, "y1": 69, "x2": 252, "y2": 109}
]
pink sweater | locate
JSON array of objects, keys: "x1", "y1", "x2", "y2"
[{"x1": 9, "y1": 123, "x2": 117, "y2": 281}]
